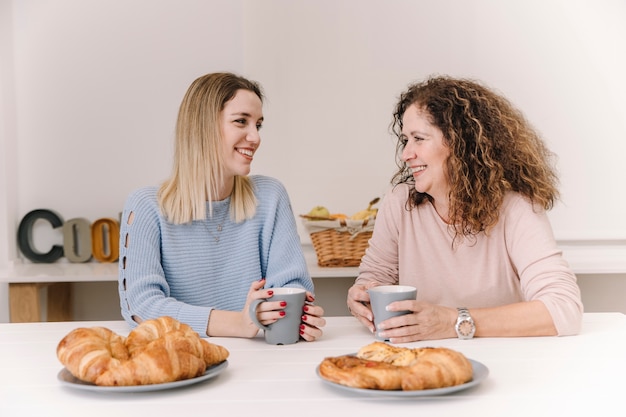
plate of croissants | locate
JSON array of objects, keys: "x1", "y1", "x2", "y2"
[
  {"x1": 317, "y1": 341, "x2": 488, "y2": 396},
  {"x1": 56, "y1": 316, "x2": 230, "y2": 392}
]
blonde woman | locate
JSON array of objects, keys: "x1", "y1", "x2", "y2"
[
  {"x1": 119, "y1": 72, "x2": 325, "y2": 339},
  {"x1": 347, "y1": 76, "x2": 582, "y2": 343}
]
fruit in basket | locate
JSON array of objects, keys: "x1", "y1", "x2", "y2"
[
  {"x1": 307, "y1": 206, "x2": 331, "y2": 219},
  {"x1": 350, "y1": 197, "x2": 380, "y2": 220},
  {"x1": 351, "y1": 210, "x2": 376, "y2": 220},
  {"x1": 330, "y1": 213, "x2": 348, "y2": 220}
]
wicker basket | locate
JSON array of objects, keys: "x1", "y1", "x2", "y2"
[{"x1": 301, "y1": 217, "x2": 374, "y2": 267}]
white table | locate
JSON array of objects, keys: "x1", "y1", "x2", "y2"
[{"x1": 1, "y1": 314, "x2": 625, "y2": 416}]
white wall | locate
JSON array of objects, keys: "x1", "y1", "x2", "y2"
[
  {"x1": 11, "y1": 0, "x2": 244, "y2": 228},
  {"x1": 1, "y1": 0, "x2": 625, "y2": 322},
  {"x1": 0, "y1": 0, "x2": 17, "y2": 322},
  {"x1": 243, "y1": 0, "x2": 626, "y2": 241},
  {"x1": 0, "y1": 0, "x2": 246, "y2": 321}
]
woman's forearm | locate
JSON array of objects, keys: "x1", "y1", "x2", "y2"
[
  {"x1": 206, "y1": 310, "x2": 260, "y2": 338},
  {"x1": 471, "y1": 300, "x2": 557, "y2": 337}
]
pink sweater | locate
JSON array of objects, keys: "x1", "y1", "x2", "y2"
[{"x1": 356, "y1": 184, "x2": 583, "y2": 336}]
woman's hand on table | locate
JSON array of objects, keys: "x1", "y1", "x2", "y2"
[
  {"x1": 207, "y1": 279, "x2": 276, "y2": 338},
  {"x1": 246, "y1": 280, "x2": 326, "y2": 341},
  {"x1": 300, "y1": 292, "x2": 326, "y2": 341},
  {"x1": 346, "y1": 283, "x2": 376, "y2": 333},
  {"x1": 348, "y1": 283, "x2": 457, "y2": 343},
  {"x1": 233, "y1": 279, "x2": 276, "y2": 337},
  {"x1": 375, "y1": 301, "x2": 457, "y2": 343}
]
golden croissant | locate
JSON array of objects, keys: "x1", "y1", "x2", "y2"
[
  {"x1": 318, "y1": 341, "x2": 473, "y2": 390},
  {"x1": 57, "y1": 316, "x2": 229, "y2": 386}
]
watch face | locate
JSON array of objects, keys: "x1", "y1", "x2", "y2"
[{"x1": 459, "y1": 320, "x2": 473, "y2": 336}]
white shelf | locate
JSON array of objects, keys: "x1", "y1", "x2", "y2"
[
  {"x1": 559, "y1": 243, "x2": 626, "y2": 275},
  {"x1": 0, "y1": 262, "x2": 118, "y2": 283},
  {"x1": 0, "y1": 244, "x2": 357, "y2": 284},
  {"x1": 1, "y1": 242, "x2": 624, "y2": 284}
]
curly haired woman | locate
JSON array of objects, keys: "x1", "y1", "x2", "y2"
[{"x1": 347, "y1": 76, "x2": 583, "y2": 343}]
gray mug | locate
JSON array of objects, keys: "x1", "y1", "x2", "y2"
[
  {"x1": 249, "y1": 287, "x2": 306, "y2": 345},
  {"x1": 368, "y1": 285, "x2": 417, "y2": 341}
]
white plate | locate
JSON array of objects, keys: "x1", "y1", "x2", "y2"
[
  {"x1": 317, "y1": 358, "x2": 488, "y2": 397},
  {"x1": 58, "y1": 360, "x2": 228, "y2": 392}
]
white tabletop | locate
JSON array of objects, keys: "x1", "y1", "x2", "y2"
[{"x1": 1, "y1": 313, "x2": 625, "y2": 417}]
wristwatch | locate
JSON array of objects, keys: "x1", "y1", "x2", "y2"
[{"x1": 455, "y1": 307, "x2": 475, "y2": 339}]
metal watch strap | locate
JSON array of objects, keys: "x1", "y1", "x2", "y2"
[{"x1": 456, "y1": 307, "x2": 475, "y2": 339}]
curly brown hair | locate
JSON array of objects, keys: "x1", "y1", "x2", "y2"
[{"x1": 391, "y1": 75, "x2": 559, "y2": 239}]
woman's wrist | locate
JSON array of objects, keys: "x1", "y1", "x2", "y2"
[{"x1": 207, "y1": 310, "x2": 259, "y2": 338}]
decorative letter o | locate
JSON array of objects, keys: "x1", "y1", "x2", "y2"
[
  {"x1": 91, "y1": 218, "x2": 120, "y2": 263},
  {"x1": 63, "y1": 218, "x2": 92, "y2": 263}
]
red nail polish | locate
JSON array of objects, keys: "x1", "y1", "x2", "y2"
[
  {"x1": 300, "y1": 324, "x2": 305, "y2": 330},
  {"x1": 300, "y1": 330, "x2": 304, "y2": 335},
  {"x1": 303, "y1": 305, "x2": 309, "y2": 312},
  {"x1": 267, "y1": 290, "x2": 273, "y2": 296},
  {"x1": 301, "y1": 315, "x2": 307, "y2": 321},
  {"x1": 279, "y1": 311, "x2": 286, "y2": 316},
  {"x1": 280, "y1": 301, "x2": 287, "y2": 307}
]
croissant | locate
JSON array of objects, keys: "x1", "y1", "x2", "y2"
[
  {"x1": 57, "y1": 316, "x2": 229, "y2": 386},
  {"x1": 398, "y1": 346, "x2": 473, "y2": 390},
  {"x1": 319, "y1": 355, "x2": 406, "y2": 390},
  {"x1": 124, "y1": 316, "x2": 229, "y2": 365},
  {"x1": 357, "y1": 341, "x2": 420, "y2": 366},
  {"x1": 318, "y1": 341, "x2": 473, "y2": 390},
  {"x1": 56, "y1": 326, "x2": 129, "y2": 384}
]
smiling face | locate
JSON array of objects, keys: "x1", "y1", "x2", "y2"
[
  {"x1": 400, "y1": 104, "x2": 451, "y2": 207},
  {"x1": 219, "y1": 89, "x2": 264, "y2": 181}
]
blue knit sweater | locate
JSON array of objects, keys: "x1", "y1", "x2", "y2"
[{"x1": 118, "y1": 175, "x2": 314, "y2": 335}]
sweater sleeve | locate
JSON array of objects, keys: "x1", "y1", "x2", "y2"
[
  {"x1": 503, "y1": 195, "x2": 584, "y2": 335},
  {"x1": 355, "y1": 185, "x2": 403, "y2": 287},
  {"x1": 257, "y1": 177, "x2": 314, "y2": 293},
  {"x1": 118, "y1": 188, "x2": 213, "y2": 335}
]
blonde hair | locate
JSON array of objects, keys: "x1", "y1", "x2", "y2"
[
  {"x1": 391, "y1": 75, "x2": 559, "y2": 240},
  {"x1": 158, "y1": 72, "x2": 264, "y2": 224}
]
